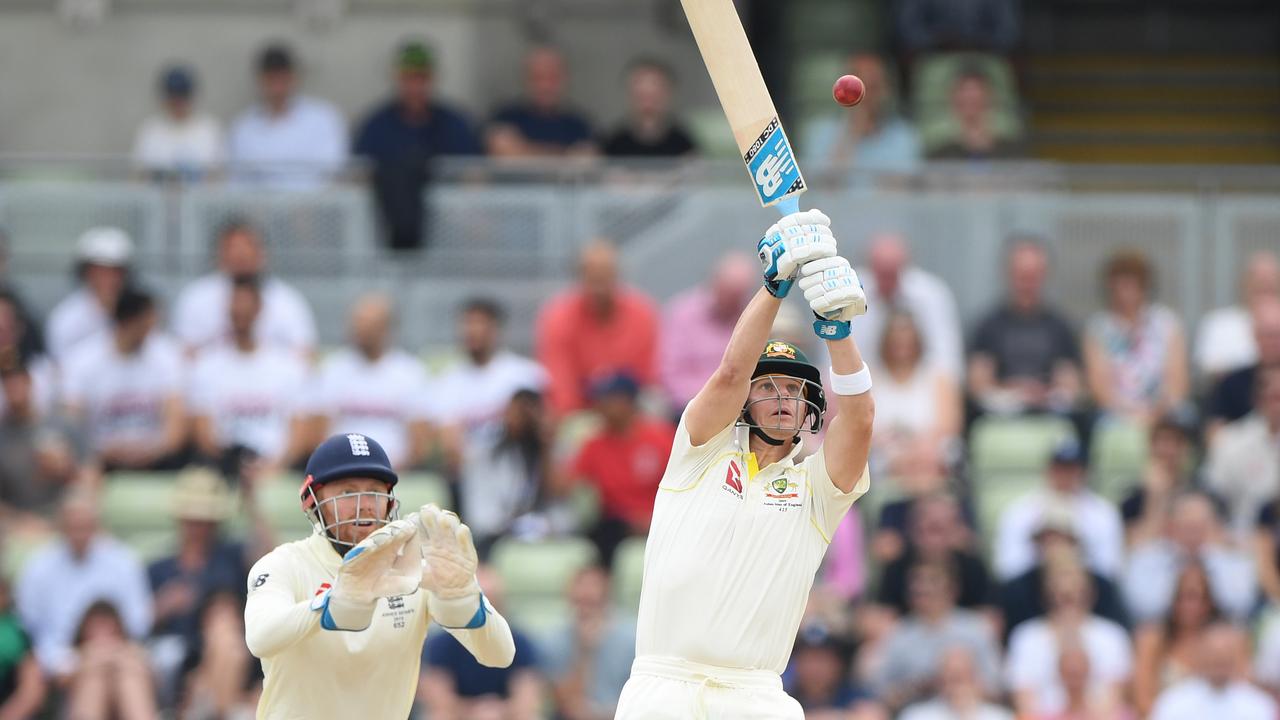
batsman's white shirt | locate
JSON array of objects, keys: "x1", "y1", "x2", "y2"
[
  {"x1": 635, "y1": 417, "x2": 869, "y2": 674},
  {"x1": 245, "y1": 533, "x2": 513, "y2": 720}
]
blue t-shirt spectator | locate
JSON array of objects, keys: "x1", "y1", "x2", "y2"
[
  {"x1": 423, "y1": 625, "x2": 539, "y2": 697},
  {"x1": 489, "y1": 104, "x2": 593, "y2": 151},
  {"x1": 148, "y1": 541, "x2": 248, "y2": 639}
]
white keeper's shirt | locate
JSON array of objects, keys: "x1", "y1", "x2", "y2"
[
  {"x1": 246, "y1": 533, "x2": 430, "y2": 720},
  {"x1": 635, "y1": 417, "x2": 868, "y2": 674},
  {"x1": 189, "y1": 343, "x2": 309, "y2": 460},
  {"x1": 60, "y1": 333, "x2": 185, "y2": 453},
  {"x1": 312, "y1": 348, "x2": 430, "y2": 467}
]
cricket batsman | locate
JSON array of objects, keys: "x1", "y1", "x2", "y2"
[
  {"x1": 615, "y1": 210, "x2": 874, "y2": 719},
  {"x1": 244, "y1": 432, "x2": 516, "y2": 719}
]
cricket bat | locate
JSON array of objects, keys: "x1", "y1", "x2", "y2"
[{"x1": 679, "y1": 0, "x2": 806, "y2": 214}]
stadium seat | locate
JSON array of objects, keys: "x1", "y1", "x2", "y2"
[
  {"x1": 687, "y1": 108, "x2": 742, "y2": 160},
  {"x1": 489, "y1": 537, "x2": 598, "y2": 634},
  {"x1": 612, "y1": 536, "x2": 647, "y2": 611},
  {"x1": 395, "y1": 473, "x2": 452, "y2": 514},
  {"x1": 555, "y1": 410, "x2": 602, "y2": 462},
  {"x1": 970, "y1": 416, "x2": 1076, "y2": 478},
  {"x1": 974, "y1": 474, "x2": 1040, "y2": 548},
  {"x1": 258, "y1": 476, "x2": 314, "y2": 540},
  {"x1": 1090, "y1": 421, "x2": 1148, "y2": 501},
  {"x1": 101, "y1": 471, "x2": 179, "y2": 538}
]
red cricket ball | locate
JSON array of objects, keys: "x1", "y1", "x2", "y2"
[{"x1": 832, "y1": 74, "x2": 865, "y2": 107}]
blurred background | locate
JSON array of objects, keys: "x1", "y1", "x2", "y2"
[{"x1": 1, "y1": 0, "x2": 1280, "y2": 718}]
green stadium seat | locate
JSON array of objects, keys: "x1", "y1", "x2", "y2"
[
  {"x1": 489, "y1": 537, "x2": 598, "y2": 634},
  {"x1": 101, "y1": 471, "x2": 178, "y2": 538},
  {"x1": 1090, "y1": 421, "x2": 1148, "y2": 502},
  {"x1": 970, "y1": 416, "x2": 1076, "y2": 478},
  {"x1": 687, "y1": 108, "x2": 741, "y2": 160},
  {"x1": 396, "y1": 473, "x2": 452, "y2": 514},
  {"x1": 612, "y1": 536, "x2": 647, "y2": 611},
  {"x1": 258, "y1": 476, "x2": 314, "y2": 540},
  {"x1": 974, "y1": 474, "x2": 1040, "y2": 547},
  {"x1": 555, "y1": 411, "x2": 603, "y2": 462}
]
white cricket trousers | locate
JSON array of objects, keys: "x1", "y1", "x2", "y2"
[{"x1": 614, "y1": 655, "x2": 804, "y2": 719}]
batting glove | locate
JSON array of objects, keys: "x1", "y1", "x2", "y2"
[
  {"x1": 410, "y1": 504, "x2": 487, "y2": 629},
  {"x1": 798, "y1": 256, "x2": 867, "y2": 340},
  {"x1": 757, "y1": 209, "x2": 837, "y2": 298},
  {"x1": 319, "y1": 519, "x2": 422, "y2": 632}
]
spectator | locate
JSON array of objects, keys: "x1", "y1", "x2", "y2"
[
  {"x1": 568, "y1": 374, "x2": 675, "y2": 567},
  {"x1": 994, "y1": 439, "x2": 1124, "y2": 581},
  {"x1": 658, "y1": 252, "x2": 755, "y2": 412},
  {"x1": 1083, "y1": 250, "x2": 1190, "y2": 427},
  {"x1": 132, "y1": 64, "x2": 224, "y2": 181},
  {"x1": 1195, "y1": 251, "x2": 1280, "y2": 379},
  {"x1": 0, "y1": 578, "x2": 46, "y2": 720},
  {"x1": 866, "y1": 560, "x2": 1002, "y2": 711},
  {"x1": 871, "y1": 448, "x2": 970, "y2": 565},
  {"x1": 0, "y1": 292, "x2": 54, "y2": 418},
  {"x1": 228, "y1": 42, "x2": 347, "y2": 189},
  {"x1": 601, "y1": 58, "x2": 696, "y2": 157},
  {"x1": 898, "y1": 646, "x2": 1013, "y2": 720},
  {"x1": 1042, "y1": 641, "x2": 1128, "y2": 720},
  {"x1": 0, "y1": 355, "x2": 82, "y2": 533},
  {"x1": 354, "y1": 40, "x2": 482, "y2": 251},
  {"x1": 189, "y1": 276, "x2": 310, "y2": 471},
  {"x1": 456, "y1": 389, "x2": 574, "y2": 557},
  {"x1": 871, "y1": 309, "x2": 961, "y2": 479},
  {"x1": 1207, "y1": 364, "x2": 1280, "y2": 541},
  {"x1": 1122, "y1": 411, "x2": 1211, "y2": 546},
  {"x1": 62, "y1": 600, "x2": 158, "y2": 720},
  {"x1": 537, "y1": 240, "x2": 659, "y2": 415},
  {"x1": 928, "y1": 65, "x2": 1025, "y2": 160},
  {"x1": 45, "y1": 227, "x2": 133, "y2": 361},
  {"x1": 61, "y1": 287, "x2": 188, "y2": 470},
  {"x1": 1151, "y1": 622, "x2": 1276, "y2": 720},
  {"x1": 312, "y1": 293, "x2": 431, "y2": 469},
  {"x1": 418, "y1": 567, "x2": 543, "y2": 719},
  {"x1": 877, "y1": 494, "x2": 993, "y2": 616},
  {"x1": 1208, "y1": 296, "x2": 1280, "y2": 429},
  {"x1": 785, "y1": 625, "x2": 879, "y2": 719},
  {"x1": 428, "y1": 297, "x2": 548, "y2": 440},
  {"x1": 803, "y1": 53, "x2": 922, "y2": 181},
  {"x1": 1132, "y1": 563, "x2": 1222, "y2": 717},
  {"x1": 1123, "y1": 492, "x2": 1255, "y2": 623},
  {"x1": 487, "y1": 47, "x2": 595, "y2": 158},
  {"x1": 14, "y1": 492, "x2": 152, "y2": 678},
  {"x1": 171, "y1": 219, "x2": 317, "y2": 357},
  {"x1": 175, "y1": 589, "x2": 260, "y2": 720},
  {"x1": 894, "y1": 0, "x2": 1020, "y2": 54},
  {"x1": 852, "y1": 232, "x2": 964, "y2": 381},
  {"x1": 968, "y1": 239, "x2": 1083, "y2": 416},
  {"x1": 0, "y1": 228, "x2": 45, "y2": 361},
  {"x1": 540, "y1": 566, "x2": 636, "y2": 720},
  {"x1": 1005, "y1": 557, "x2": 1131, "y2": 717}
]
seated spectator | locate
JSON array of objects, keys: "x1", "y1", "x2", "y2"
[
  {"x1": 190, "y1": 276, "x2": 310, "y2": 472},
  {"x1": 45, "y1": 227, "x2": 133, "y2": 361},
  {"x1": 171, "y1": 219, "x2": 317, "y2": 357},
  {"x1": 659, "y1": 253, "x2": 755, "y2": 412},
  {"x1": 176, "y1": 589, "x2": 261, "y2": 720},
  {"x1": 1042, "y1": 641, "x2": 1129, "y2": 720},
  {"x1": 1083, "y1": 250, "x2": 1190, "y2": 427},
  {"x1": 1132, "y1": 562, "x2": 1222, "y2": 717},
  {"x1": 354, "y1": 40, "x2": 482, "y2": 250},
  {"x1": 0, "y1": 577, "x2": 46, "y2": 720},
  {"x1": 802, "y1": 53, "x2": 923, "y2": 181},
  {"x1": 866, "y1": 560, "x2": 1001, "y2": 711},
  {"x1": 540, "y1": 565, "x2": 636, "y2": 720},
  {"x1": 999, "y1": 511, "x2": 1130, "y2": 637},
  {"x1": 15, "y1": 493, "x2": 152, "y2": 678},
  {"x1": 1195, "y1": 251, "x2": 1279, "y2": 379},
  {"x1": 418, "y1": 567, "x2": 543, "y2": 718},
  {"x1": 0, "y1": 355, "x2": 82, "y2": 533},
  {"x1": 871, "y1": 309, "x2": 961, "y2": 479},
  {"x1": 567, "y1": 374, "x2": 675, "y2": 567},
  {"x1": 601, "y1": 58, "x2": 696, "y2": 157},
  {"x1": 1207, "y1": 364, "x2": 1280, "y2": 540},
  {"x1": 1122, "y1": 411, "x2": 1211, "y2": 546},
  {"x1": 312, "y1": 294, "x2": 431, "y2": 469},
  {"x1": 0, "y1": 291, "x2": 54, "y2": 417},
  {"x1": 228, "y1": 42, "x2": 347, "y2": 189},
  {"x1": 62, "y1": 287, "x2": 188, "y2": 471},
  {"x1": 894, "y1": 0, "x2": 1020, "y2": 53},
  {"x1": 899, "y1": 646, "x2": 1012, "y2": 720},
  {"x1": 853, "y1": 233, "x2": 963, "y2": 380},
  {"x1": 877, "y1": 494, "x2": 992, "y2": 615},
  {"x1": 1006, "y1": 557, "x2": 1131, "y2": 717},
  {"x1": 537, "y1": 240, "x2": 659, "y2": 415},
  {"x1": 132, "y1": 64, "x2": 224, "y2": 181},
  {"x1": 1123, "y1": 493, "x2": 1255, "y2": 623},
  {"x1": 994, "y1": 439, "x2": 1124, "y2": 581},
  {"x1": 785, "y1": 625, "x2": 880, "y2": 719},
  {"x1": 927, "y1": 65, "x2": 1025, "y2": 160},
  {"x1": 872, "y1": 449, "x2": 974, "y2": 565},
  {"x1": 968, "y1": 239, "x2": 1082, "y2": 416},
  {"x1": 429, "y1": 297, "x2": 547, "y2": 441},
  {"x1": 63, "y1": 600, "x2": 158, "y2": 720},
  {"x1": 1207, "y1": 296, "x2": 1280, "y2": 429},
  {"x1": 487, "y1": 47, "x2": 595, "y2": 157},
  {"x1": 1151, "y1": 622, "x2": 1276, "y2": 720}
]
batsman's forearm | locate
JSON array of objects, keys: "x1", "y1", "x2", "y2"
[
  {"x1": 826, "y1": 335, "x2": 866, "y2": 375},
  {"x1": 717, "y1": 288, "x2": 783, "y2": 383}
]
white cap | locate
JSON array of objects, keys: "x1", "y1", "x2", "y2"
[{"x1": 76, "y1": 227, "x2": 134, "y2": 267}]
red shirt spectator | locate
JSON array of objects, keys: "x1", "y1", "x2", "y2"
[{"x1": 537, "y1": 240, "x2": 658, "y2": 415}]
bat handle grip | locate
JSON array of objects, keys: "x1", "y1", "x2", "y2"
[{"x1": 776, "y1": 196, "x2": 800, "y2": 216}]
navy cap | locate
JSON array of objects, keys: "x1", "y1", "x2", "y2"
[
  {"x1": 301, "y1": 433, "x2": 398, "y2": 501},
  {"x1": 589, "y1": 372, "x2": 640, "y2": 401},
  {"x1": 1049, "y1": 438, "x2": 1086, "y2": 466},
  {"x1": 160, "y1": 65, "x2": 195, "y2": 98}
]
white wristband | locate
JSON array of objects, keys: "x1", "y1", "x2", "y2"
[{"x1": 830, "y1": 365, "x2": 872, "y2": 396}]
